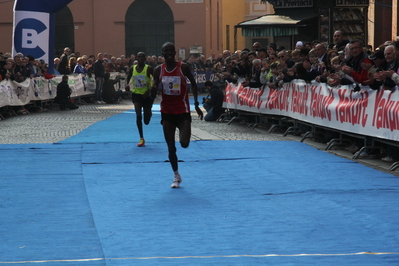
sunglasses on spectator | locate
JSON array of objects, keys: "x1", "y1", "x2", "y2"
[{"x1": 278, "y1": 56, "x2": 285, "y2": 59}]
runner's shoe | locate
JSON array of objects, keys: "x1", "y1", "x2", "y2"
[
  {"x1": 171, "y1": 174, "x2": 182, "y2": 188},
  {"x1": 137, "y1": 138, "x2": 145, "y2": 147}
]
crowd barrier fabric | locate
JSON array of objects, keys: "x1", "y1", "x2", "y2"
[
  {"x1": 0, "y1": 72, "x2": 126, "y2": 107},
  {"x1": 0, "y1": 69, "x2": 218, "y2": 108},
  {"x1": 192, "y1": 70, "x2": 221, "y2": 87},
  {"x1": 224, "y1": 80, "x2": 399, "y2": 142}
]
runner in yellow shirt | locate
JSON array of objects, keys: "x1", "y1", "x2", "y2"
[{"x1": 126, "y1": 52, "x2": 154, "y2": 147}]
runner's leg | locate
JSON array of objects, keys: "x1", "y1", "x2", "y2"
[
  {"x1": 178, "y1": 118, "x2": 191, "y2": 148},
  {"x1": 143, "y1": 106, "x2": 152, "y2": 125},
  {"x1": 163, "y1": 120, "x2": 178, "y2": 171},
  {"x1": 134, "y1": 102, "x2": 144, "y2": 138}
]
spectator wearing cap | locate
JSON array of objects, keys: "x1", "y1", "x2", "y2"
[
  {"x1": 364, "y1": 48, "x2": 386, "y2": 89},
  {"x1": 295, "y1": 41, "x2": 303, "y2": 50},
  {"x1": 369, "y1": 49, "x2": 386, "y2": 69}
]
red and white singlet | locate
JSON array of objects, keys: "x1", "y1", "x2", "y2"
[{"x1": 159, "y1": 61, "x2": 190, "y2": 114}]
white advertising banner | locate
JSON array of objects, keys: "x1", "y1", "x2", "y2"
[
  {"x1": 224, "y1": 80, "x2": 399, "y2": 142},
  {"x1": 0, "y1": 73, "x2": 124, "y2": 107}
]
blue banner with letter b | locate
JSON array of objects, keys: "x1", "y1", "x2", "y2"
[{"x1": 13, "y1": 0, "x2": 73, "y2": 74}]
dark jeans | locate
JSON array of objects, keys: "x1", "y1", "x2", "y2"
[
  {"x1": 203, "y1": 102, "x2": 223, "y2": 121},
  {"x1": 95, "y1": 77, "x2": 104, "y2": 101}
]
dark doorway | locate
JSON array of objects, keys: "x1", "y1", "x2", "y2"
[
  {"x1": 55, "y1": 6, "x2": 75, "y2": 58},
  {"x1": 125, "y1": 0, "x2": 174, "y2": 57}
]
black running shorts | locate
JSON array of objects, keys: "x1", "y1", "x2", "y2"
[
  {"x1": 161, "y1": 112, "x2": 192, "y2": 127},
  {"x1": 131, "y1": 93, "x2": 154, "y2": 108}
]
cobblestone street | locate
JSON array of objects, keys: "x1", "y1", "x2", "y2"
[{"x1": 0, "y1": 98, "x2": 284, "y2": 144}]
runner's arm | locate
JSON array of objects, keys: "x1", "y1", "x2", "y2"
[
  {"x1": 151, "y1": 65, "x2": 161, "y2": 99},
  {"x1": 182, "y1": 63, "x2": 203, "y2": 120}
]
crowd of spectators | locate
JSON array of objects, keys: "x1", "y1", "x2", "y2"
[
  {"x1": 1, "y1": 32, "x2": 399, "y2": 161},
  {"x1": 2, "y1": 30, "x2": 398, "y2": 93},
  {"x1": 0, "y1": 52, "x2": 56, "y2": 83},
  {"x1": 201, "y1": 30, "x2": 399, "y2": 94},
  {"x1": 195, "y1": 30, "x2": 399, "y2": 162}
]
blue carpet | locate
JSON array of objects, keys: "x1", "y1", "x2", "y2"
[
  {"x1": 59, "y1": 111, "x2": 165, "y2": 144},
  {"x1": 1, "y1": 106, "x2": 399, "y2": 265}
]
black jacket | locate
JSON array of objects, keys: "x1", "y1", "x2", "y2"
[
  {"x1": 55, "y1": 80, "x2": 71, "y2": 102},
  {"x1": 102, "y1": 78, "x2": 120, "y2": 100},
  {"x1": 208, "y1": 85, "x2": 224, "y2": 113},
  {"x1": 94, "y1": 60, "x2": 105, "y2": 78}
]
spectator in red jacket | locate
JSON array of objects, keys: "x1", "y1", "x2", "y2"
[{"x1": 342, "y1": 40, "x2": 373, "y2": 85}]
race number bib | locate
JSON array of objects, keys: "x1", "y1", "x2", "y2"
[
  {"x1": 133, "y1": 75, "x2": 147, "y2": 88},
  {"x1": 162, "y1": 76, "x2": 181, "y2": 95}
]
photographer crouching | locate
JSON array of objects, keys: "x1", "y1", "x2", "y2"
[{"x1": 202, "y1": 80, "x2": 225, "y2": 121}]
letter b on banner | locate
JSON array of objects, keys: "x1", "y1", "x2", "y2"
[
  {"x1": 13, "y1": 11, "x2": 49, "y2": 61},
  {"x1": 13, "y1": 0, "x2": 73, "y2": 73}
]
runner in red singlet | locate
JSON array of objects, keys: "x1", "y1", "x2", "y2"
[{"x1": 152, "y1": 42, "x2": 203, "y2": 188}]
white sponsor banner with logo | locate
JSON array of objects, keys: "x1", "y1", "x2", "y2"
[
  {"x1": 224, "y1": 80, "x2": 399, "y2": 142},
  {"x1": 13, "y1": 11, "x2": 50, "y2": 63},
  {"x1": 0, "y1": 73, "x2": 125, "y2": 106}
]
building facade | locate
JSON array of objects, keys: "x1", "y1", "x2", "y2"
[
  {"x1": 247, "y1": 0, "x2": 399, "y2": 50},
  {"x1": 0, "y1": 0, "x2": 224, "y2": 60},
  {"x1": 2, "y1": 0, "x2": 397, "y2": 60},
  {"x1": 221, "y1": 0, "x2": 274, "y2": 52}
]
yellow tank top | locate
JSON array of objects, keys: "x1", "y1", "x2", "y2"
[{"x1": 131, "y1": 64, "x2": 151, "y2": 95}]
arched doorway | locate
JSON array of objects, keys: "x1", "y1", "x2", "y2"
[
  {"x1": 125, "y1": 0, "x2": 174, "y2": 57},
  {"x1": 54, "y1": 6, "x2": 74, "y2": 58}
]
